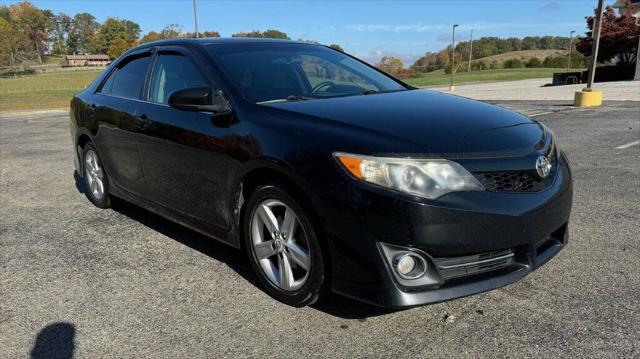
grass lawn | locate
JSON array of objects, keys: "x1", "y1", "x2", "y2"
[
  {"x1": 0, "y1": 69, "x2": 102, "y2": 111},
  {"x1": 404, "y1": 68, "x2": 572, "y2": 88}
]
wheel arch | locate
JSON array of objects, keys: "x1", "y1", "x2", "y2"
[
  {"x1": 74, "y1": 131, "x2": 94, "y2": 177},
  {"x1": 231, "y1": 161, "x2": 331, "y2": 265}
]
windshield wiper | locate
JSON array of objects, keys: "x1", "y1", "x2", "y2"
[
  {"x1": 257, "y1": 95, "x2": 313, "y2": 104},
  {"x1": 286, "y1": 95, "x2": 312, "y2": 101},
  {"x1": 363, "y1": 89, "x2": 378, "y2": 95}
]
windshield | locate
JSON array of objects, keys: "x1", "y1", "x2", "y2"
[{"x1": 206, "y1": 43, "x2": 408, "y2": 103}]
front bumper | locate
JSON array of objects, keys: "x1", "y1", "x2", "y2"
[{"x1": 318, "y1": 152, "x2": 573, "y2": 308}]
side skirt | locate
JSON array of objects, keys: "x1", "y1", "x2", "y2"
[{"x1": 109, "y1": 182, "x2": 241, "y2": 249}]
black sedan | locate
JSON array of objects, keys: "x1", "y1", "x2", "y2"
[{"x1": 70, "y1": 38, "x2": 572, "y2": 308}]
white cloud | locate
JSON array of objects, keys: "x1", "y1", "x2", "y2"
[
  {"x1": 538, "y1": 2, "x2": 564, "y2": 13},
  {"x1": 346, "y1": 23, "x2": 448, "y2": 33}
]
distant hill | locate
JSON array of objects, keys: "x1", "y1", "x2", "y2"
[
  {"x1": 410, "y1": 36, "x2": 572, "y2": 74},
  {"x1": 469, "y1": 50, "x2": 565, "y2": 66}
]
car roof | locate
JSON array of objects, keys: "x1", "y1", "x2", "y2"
[{"x1": 137, "y1": 37, "x2": 314, "y2": 49}]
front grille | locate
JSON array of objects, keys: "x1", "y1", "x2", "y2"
[
  {"x1": 433, "y1": 249, "x2": 514, "y2": 280},
  {"x1": 478, "y1": 172, "x2": 546, "y2": 192},
  {"x1": 476, "y1": 151, "x2": 558, "y2": 192}
]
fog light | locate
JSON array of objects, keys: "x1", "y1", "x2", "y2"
[
  {"x1": 393, "y1": 253, "x2": 426, "y2": 279},
  {"x1": 396, "y1": 254, "x2": 416, "y2": 275}
]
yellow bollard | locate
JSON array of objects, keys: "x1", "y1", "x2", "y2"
[
  {"x1": 449, "y1": 85, "x2": 456, "y2": 92},
  {"x1": 574, "y1": 90, "x2": 603, "y2": 107}
]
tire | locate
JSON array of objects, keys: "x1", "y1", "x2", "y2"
[
  {"x1": 243, "y1": 183, "x2": 326, "y2": 307},
  {"x1": 82, "y1": 143, "x2": 111, "y2": 209}
]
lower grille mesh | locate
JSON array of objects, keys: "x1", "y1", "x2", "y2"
[{"x1": 434, "y1": 249, "x2": 514, "y2": 280}]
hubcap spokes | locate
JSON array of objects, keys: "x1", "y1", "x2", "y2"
[
  {"x1": 251, "y1": 199, "x2": 310, "y2": 291},
  {"x1": 84, "y1": 150, "x2": 105, "y2": 200}
]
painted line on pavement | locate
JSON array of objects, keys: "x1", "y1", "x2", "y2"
[{"x1": 615, "y1": 140, "x2": 640, "y2": 149}]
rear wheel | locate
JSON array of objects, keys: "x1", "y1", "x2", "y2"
[
  {"x1": 244, "y1": 184, "x2": 326, "y2": 307},
  {"x1": 82, "y1": 144, "x2": 111, "y2": 208}
]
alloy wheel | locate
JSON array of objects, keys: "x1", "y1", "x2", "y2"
[
  {"x1": 251, "y1": 199, "x2": 311, "y2": 291},
  {"x1": 84, "y1": 149, "x2": 105, "y2": 201}
]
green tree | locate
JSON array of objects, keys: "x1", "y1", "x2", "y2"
[
  {"x1": 107, "y1": 37, "x2": 130, "y2": 59},
  {"x1": 200, "y1": 30, "x2": 221, "y2": 38},
  {"x1": 160, "y1": 23, "x2": 182, "y2": 39},
  {"x1": 0, "y1": 16, "x2": 32, "y2": 69},
  {"x1": 328, "y1": 43, "x2": 343, "y2": 52},
  {"x1": 49, "y1": 12, "x2": 71, "y2": 55},
  {"x1": 68, "y1": 13, "x2": 99, "y2": 54},
  {"x1": 141, "y1": 31, "x2": 161, "y2": 43},
  {"x1": 376, "y1": 56, "x2": 404, "y2": 77},
  {"x1": 261, "y1": 29, "x2": 289, "y2": 39},
  {"x1": 526, "y1": 57, "x2": 542, "y2": 68},
  {"x1": 503, "y1": 58, "x2": 524, "y2": 68},
  {"x1": 9, "y1": 1, "x2": 51, "y2": 64},
  {"x1": 542, "y1": 55, "x2": 566, "y2": 68},
  {"x1": 471, "y1": 60, "x2": 487, "y2": 71},
  {"x1": 232, "y1": 29, "x2": 289, "y2": 39},
  {"x1": 92, "y1": 17, "x2": 140, "y2": 58}
]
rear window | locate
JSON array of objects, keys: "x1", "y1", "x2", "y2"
[{"x1": 101, "y1": 54, "x2": 151, "y2": 99}]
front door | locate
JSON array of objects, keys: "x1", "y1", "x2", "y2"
[{"x1": 136, "y1": 49, "x2": 230, "y2": 229}]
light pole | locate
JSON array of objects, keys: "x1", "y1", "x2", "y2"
[
  {"x1": 585, "y1": 0, "x2": 605, "y2": 91},
  {"x1": 574, "y1": 0, "x2": 605, "y2": 107},
  {"x1": 450, "y1": 24, "x2": 459, "y2": 91},
  {"x1": 193, "y1": 0, "x2": 199, "y2": 38},
  {"x1": 566, "y1": 30, "x2": 575, "y2": 72}
]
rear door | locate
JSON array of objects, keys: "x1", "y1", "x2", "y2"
[
  {"x1": 135, "y1": 46, "x2": 230, "y2": 229},
  {"x1": 91, "y1": 50, "x2": 153, "y2": 195}
]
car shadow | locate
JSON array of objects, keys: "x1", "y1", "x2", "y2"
[
  {"x1": 31, "y1": 322, "x2": 75, "y2": 359},
  {"x1": 75, "y1": 171, "x2": 398, "y2": 319},
  {"x1": 73, "y1": 171, "x2": 85, "y2": 195}
]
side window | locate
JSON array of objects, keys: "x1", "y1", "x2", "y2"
[
  {"x1": 149, "y1": 53, "x2": 208, "y2": 104},
  {"x1": 109, "y1": 54, "x2": 151, "y2": 99},
  {"x1": 99, "y1": 69, "x2": 117, "y2": 94}
]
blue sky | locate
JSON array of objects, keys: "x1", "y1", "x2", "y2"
[{"x1": 3, "y1": 0, "x2": 610, "y2": 65}]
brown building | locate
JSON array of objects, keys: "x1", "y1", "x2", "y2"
[{"x1": 63, "y1": 54, "x2": 110, "y2": 67}]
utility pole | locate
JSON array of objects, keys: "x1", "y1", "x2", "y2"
[
  {"x1": 449, "y1": 24, "x2": 459, "y2": 91},
  {"x1": 468, "y1": 29, "x2": 474, "y2": 73},
  {"x1": 567, "y1": 30, "x2": 575, "y2": 72},
  {"x1": 574, "y1": 0, "x2": 605, "y2": 106},
  {"x1": 584, "y1": 0, "x2": 605, "y2": 91},
  {"x1": 635, "y1": 36, "x2": 640, "y2": 80},
  {"x1": 193, "y1": 0, "x2": 199, "y2": 38}
]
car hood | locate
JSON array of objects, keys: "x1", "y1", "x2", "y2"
[{"x1": 263, "y1": 89, "x2": 546, "y2": 157}]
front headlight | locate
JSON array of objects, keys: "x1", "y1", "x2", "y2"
[{"x1": 334, "y1": 152, "x2": 484, "y2": 199}]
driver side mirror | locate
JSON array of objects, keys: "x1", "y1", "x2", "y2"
[{"x1": 168, "y1": 87, "x2": 232, "y2": 114}]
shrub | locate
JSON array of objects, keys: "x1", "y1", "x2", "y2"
[
  {"x1": 526, "y1": 57, "x2": 542, "y2": 68},
  {"x1": 503, "y1": 58, "x2": 524, "y2": 68},
  {"x1": 543, "y1": 55, "x2": 566, "y2": 68},
  {"x1": 471, "y1": 60, "x2": 487, "y2": 71},
  {"x1": 489, "y1": 60, "x2": 501, "y2": 69}
]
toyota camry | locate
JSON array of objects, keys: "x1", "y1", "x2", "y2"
[{"x1": 70, "y1": 38, "x2": 572, "y2": 308}]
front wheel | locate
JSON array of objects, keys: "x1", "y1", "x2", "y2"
[{"x1": 244, "y1": 184, "x2": 326, "y2": 307}]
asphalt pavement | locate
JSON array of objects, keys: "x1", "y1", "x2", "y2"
[{"x1": 1, "y1": 101, "x2": 639, "y2": 358}]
